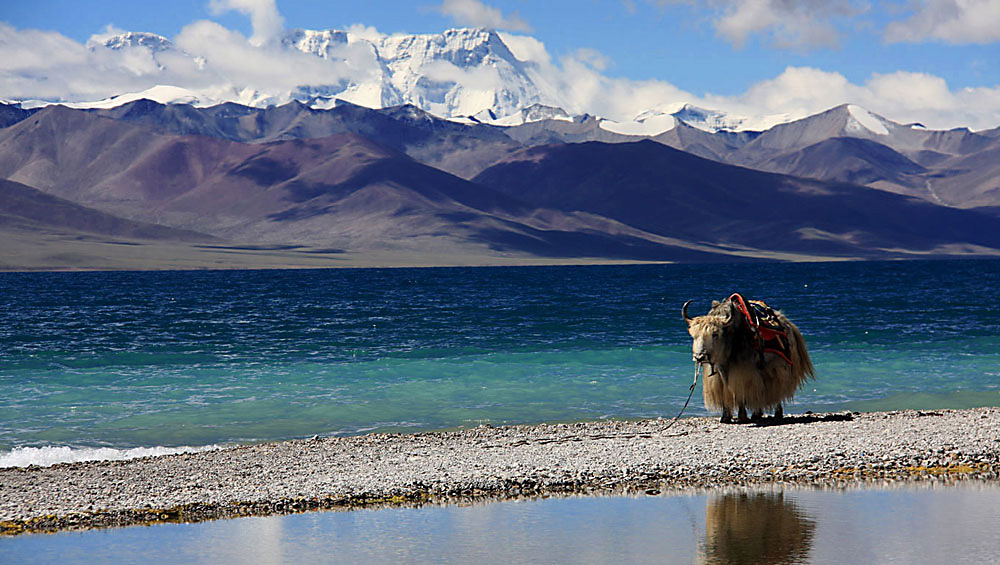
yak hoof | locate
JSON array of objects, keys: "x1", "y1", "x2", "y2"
[
  {"x1": 773, "y1": 404, "x2": 784, "y2": 421},
  {"x1": 737, "y1": 406, "x2": 750, "y2": 424},
  {"x1": 720, "y1": 407, "x2": 734, "y2": 424},
  {"x1": 750, "y1": 410, "x2": 764, "y2": 423}
]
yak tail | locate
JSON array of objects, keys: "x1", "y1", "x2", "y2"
[{"x1": 789, "y1": 322, "x2": 815, "y2": 384}]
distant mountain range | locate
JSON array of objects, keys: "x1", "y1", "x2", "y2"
[
  {"x1": 2, "y1": 95, "x2": 1000, "y2": 270},
  {"x1": 14, "y1": 27, "x2": 790, "y2": 131},
  {"x1": 3, "y1": 26, "x2": 999, "y2": 268},
  {"x1": 46, "y1": 28, "x2": 555, "y2": 124}
]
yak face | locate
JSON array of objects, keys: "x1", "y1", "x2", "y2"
[
  {"x1": 688, "y1": 318, "x2": 729, "y2": 365},
  {"x1": 683, "y1": 300, "x2": 735, "y2": 366}
]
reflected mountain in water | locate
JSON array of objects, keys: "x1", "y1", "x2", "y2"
[{"x1": 701, "y1": 492, "x2": 816, "y2": 565}]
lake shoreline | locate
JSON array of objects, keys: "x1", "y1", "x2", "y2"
[{"x1": 3, "y1": 407, "x2": 999, "y2": 536}]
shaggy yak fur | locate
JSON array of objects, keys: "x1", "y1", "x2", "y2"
[{"x1": 684, "y1": 298, "x2": 815, "y2": 423}]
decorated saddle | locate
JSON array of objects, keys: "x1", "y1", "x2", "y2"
[{"x1": 728, "y1": 293, "x2": 793, "y2": 366}]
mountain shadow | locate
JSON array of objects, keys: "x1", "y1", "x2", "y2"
[{"x1": 473, "y1": 139, "x2": 1000, "y2": 258}]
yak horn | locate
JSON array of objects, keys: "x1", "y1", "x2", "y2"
[{"x1": 682, "y1": 300, "x2": 694, "y2": 323}]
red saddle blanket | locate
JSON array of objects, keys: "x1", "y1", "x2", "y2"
[{"x1": 728, "y1": 293, "x2": 793, "y2": 366}]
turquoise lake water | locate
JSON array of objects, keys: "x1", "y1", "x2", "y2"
[{"x1": 2, "y1": 260, "x2": 999, "y2": 465}]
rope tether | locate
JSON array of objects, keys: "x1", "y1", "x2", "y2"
[{"x1": 659, "y1": 363, "x2": 700, "y2": 432}]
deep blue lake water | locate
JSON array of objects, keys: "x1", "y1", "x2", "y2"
[{"x1": 2, "y1": 259, "x2": 999, "y2": 465}]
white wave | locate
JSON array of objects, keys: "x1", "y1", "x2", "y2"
[{"x1": 0, "y1": 445, "x2": 223, "y2": 468}]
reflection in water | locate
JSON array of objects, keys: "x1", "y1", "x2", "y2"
[
  {"x1": 702, "y1": 492, "x2": 816, "y2": 565},
  {"x1": 7, "y1": 484, "x2": 1000, "y2": 564}
]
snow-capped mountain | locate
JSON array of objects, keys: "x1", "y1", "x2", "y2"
[
  {"x1": 599, "y1": 110, "x2": 677, "y2": 136},
  {"x1": 280, "y1": 28, "x2": 401, "y2": 109},
  {"x1": 670, "y1": 104, "x2": 790, "y2": 133},
  {"x1": 285, "y1": 27, "x2": 547, "y2": 119},
  {"x1": 16, "y1": 25, "x2": 974, "y2": 143},
  {"x1": 67, "y1": 27, "x2": 554, "y2": 123},
  {"x1": 14, "y1": 25, "x2": 807, "y2": 132},
  {"x1": 91, "y1": 31, "x2": 174, "y2": 53},
  {"x1": 490, "y1": 104, "x2": 575, "y2": 126},
  {"x1": 742, "y1": 103, "x2": 979, "y2": 158}
]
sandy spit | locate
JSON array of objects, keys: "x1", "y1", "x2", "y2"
[{"x1": 2, "y1": 407, "x2": 999, "y2": 535}]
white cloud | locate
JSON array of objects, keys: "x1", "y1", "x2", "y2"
[
  {"x1": 657, "y1": 0, "x2": 1000, "y2": 48},
  {"x1": 704, "y1": 66, "x2": 1000, "y2": 130},
  {"x1": 345, "y1": 23, "x2": 386, "y2": 44},
  {"x1": 0, "y1": 23, "x2": 85, "y2": 74},
  {"x1": 0, "y1": 22, "x2": 180, "y2": 101},
  {"x1": 504, "y1": 44, "x2": 695, "y2": 122},
  {"x1": 525, "y1": 44, "x2": 1000, "y2": 130},
  {"x1": 173, "y1": 20, "x2": 362, "y2": 94},
  {"x1": 709, "y1": 66, "x2": 860, "y2": 118},
  {"x1": 1, "y1": 6, "x2": 998, "y2": 131},
  {"x1": 884, "y1": 0, "x2": 1000, "y2": 44},
  {"x1": 571, "y1": 48, "x2": 611, "y2": 72},
  {"x1": 435, "y1": 0, "x2": 531, "y2": 32},
  {"x1": 655, "y1": 0, "x2": 863, "y2": 50},
  {"x1": 209, "y1": 0, "x2": 285, "y2": 45},
  {"x1": 497, "y1": 32, "x2": 551, "y2": 65},
  {"x1": 0, "y1": 16, "x2": 364, "y2": 105}
]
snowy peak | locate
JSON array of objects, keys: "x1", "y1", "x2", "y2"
[
  {"x1": 378, "y1": 27, "x2": 515, "y2": 66},
  {"x1": 671, "y1": 104, "x2": 735, "y2": 132},
  {"x1": 599, "y1": 110, "x2": 677, "y2": 136},
  {"x1": 91, "y1": 31, "x2": 174, "y2": 52},
  {"x1": 845, "y1": 104, "x2": 890, "y2": 136},
  {"x1": 376, "y1": 28, "x2": 540, "y2": 119},
  {"x1": 747, "y1": 103, "x2": 899, "y2": 152},
  {"x1": 66, "y1": 85, "x2": 210, "y2": 109},
  {"x1": 281, "y1": 28, "x2": 350, "y2": 59},
  {"x1": 822, "y1": 103, "x2": 896, "y2": 138},
  {"x1": 670, "y1": 104, "x2": 789, "y2": 133},
  {"x1": 277, "y1": 27, "x2": 542, "y2": 119},
  {"x1": 741, "y1": 102, "x2": 999, "y2": 163},
  {"x1": 490, "y1": 104, "x2": 574, "y2": 126}
]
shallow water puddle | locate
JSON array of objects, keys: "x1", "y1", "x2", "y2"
[{"x1": 4, "y1": 482, "x2": 999, "y2": 564}]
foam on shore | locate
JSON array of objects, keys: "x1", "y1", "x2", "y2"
[{"x1": 0, "y1": 445, "x2": 223, "y2": 469}]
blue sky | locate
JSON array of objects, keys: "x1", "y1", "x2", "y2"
[{"x1": 3, "y1": 0, "x2": 1000, "y2": 129}]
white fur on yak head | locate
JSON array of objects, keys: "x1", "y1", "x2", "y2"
[{"x1": 682, "y1": 299, "x2": 738, "y2": 366}]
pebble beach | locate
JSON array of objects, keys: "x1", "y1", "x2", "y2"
[{"x1": 2, "y1": 407, "x2": 999, "y2": 536}]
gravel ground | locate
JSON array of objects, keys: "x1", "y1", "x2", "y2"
[{"x1": 2, "y1": 407, "x2": 999, "y2": 535}]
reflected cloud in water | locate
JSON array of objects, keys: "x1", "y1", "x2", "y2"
[{"x1": 4, "y1": 484, "x2": 1000, "y2": 564}]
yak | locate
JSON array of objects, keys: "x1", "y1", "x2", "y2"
[{"x1": 683, "y1": 294, "x2": 814, "y2": 423}]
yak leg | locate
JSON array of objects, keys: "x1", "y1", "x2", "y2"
[
  {"x1": 750, "y1": 409, "x2": 764, "y2": 423},
  {"x1": 773, "y1": 403, "x2": 783, "y2": 421},
  {"x1": 720, "y1": 406, "x2": 734, "y2": 424},
  {"x1": 737, "y1": 405, "x2": 750, "y2": 424}
]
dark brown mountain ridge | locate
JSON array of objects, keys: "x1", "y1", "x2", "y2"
[
  {"x1": 473, "y1": 140, "x2": 1000, "y2": 257},
  {"x1": 0, "y1": 106, "x2": 733, "y2": 265},
  {"x1": 2, "y1": 101, "x2": 1000, "y2": 269}
]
